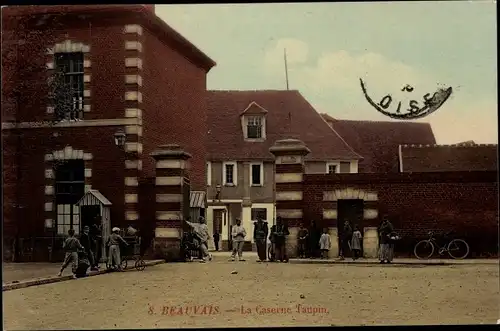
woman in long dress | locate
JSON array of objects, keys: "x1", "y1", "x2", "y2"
[{"x1": 378, "y1": 218, "x2": 394, "y2": 263}]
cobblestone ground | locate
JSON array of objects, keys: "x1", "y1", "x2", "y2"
[{"x1": 3, "y1": 259, "x2": 499, "y2": 329}]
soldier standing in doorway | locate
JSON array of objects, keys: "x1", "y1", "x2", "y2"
[
  {"x1": 340, "y1": 220, "x2": 353, "y2": 260},
  {"x1": 253, "y1": 216, "x2": 269, "y2": 262}
]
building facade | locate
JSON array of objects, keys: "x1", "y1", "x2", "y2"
[
  {"x1": 2, "y1": 5, "x2": 215, "y2": 261},
  {"x1": 205, "y1": 90, "x2": 362, "y2": 250}
]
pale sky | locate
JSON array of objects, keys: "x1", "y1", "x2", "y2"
[{"x1": 156, "y1": 2, "x2": 497, "y2": 144}]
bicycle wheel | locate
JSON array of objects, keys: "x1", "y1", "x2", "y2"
[
  {"x1": 120, "y1": 258, "x2": 128, "y2": 270},
  {"x1": 414, "y1": 240, "x2": 434, "y2": 259},
  {"x1": 135, "y1": 259, "x2": 146, "y2": 271},
  {"x1": 447, "y1": 239, "x2": 469, "y2": 259}
]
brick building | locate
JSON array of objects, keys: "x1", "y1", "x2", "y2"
[
  {"x1": 270, "y1": 139, "x2": 498, "y2": 259},
  {"x1": 321, "y1": 114, "x2": 436, "y2": 173},
  {"x1": 2, "y1": 5, "x2": 215, "y2": 261},
  {"x1": 205, "y1": 90, "x2": 362, "y2": 251}
]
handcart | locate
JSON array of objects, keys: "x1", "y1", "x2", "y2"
[{"x1": 106, "y1": 234, "x2": 146, "y2": 271}]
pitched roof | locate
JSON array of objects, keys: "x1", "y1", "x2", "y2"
[
  {"x1": 76, "y1": 189, "x2": 112, "y2": 206},
  {"x1": 400, "y1": 144, "x2": 498, "y2": 172},
  {"x1": 207, "y1": 90, "x2": 361, "y2": 161},
  {"x1": 323, "y1": 116, "x2": 436, "y2": 173},
  {"x1": 2, "y1": 5, "x2": 216, "y2": 72}
]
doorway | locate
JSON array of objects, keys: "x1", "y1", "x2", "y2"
[
  {"x1": 337, "y1": 199, "x2": 364, "y2": 257},
  {"x1": 81, "y1": 205, "x2": 100, "y2": 230}
]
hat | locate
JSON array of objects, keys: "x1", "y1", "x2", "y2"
[
  {"x1": 112, "y1": 227, "x2": 120, "y2": 232},
  {"x1": 83, "y1": 225, "x2": 90, "y2": 230}
]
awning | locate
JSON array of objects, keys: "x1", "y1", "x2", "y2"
[
  {"x1": 190, "y1": 191, "x2": 206, "y2": 208},
  {"x1": 76, "y1": 189, "x2": 112, "y2": 206}
]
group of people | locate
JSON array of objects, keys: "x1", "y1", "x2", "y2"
[
  {"x1": 214, "y1": 216, "x2": 398, "y2": 263},
  {"x1": 229, "y1": 216, "x2": 290, "y2": 262},
  {"x1": 58, "y1": 215, "x2": 398, "y2": 275},
  {"x1": 58, "y1": 222, "x2": 134, "y2": 278},
  {"x1": 58, "y1": 224, "x2": 102, "y2": 278}
]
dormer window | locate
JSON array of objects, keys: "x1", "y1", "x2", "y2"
[
  {"x1": 247, "y1": 116, "x2": 263, "y2": 139},
  {"x1": 240, "y1": 101, "x2": 268, "y2": 141}
]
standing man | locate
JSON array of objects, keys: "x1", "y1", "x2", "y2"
[
  {"x1": 80, "y1": 226, "x2": 98, "y2": 271},
  {"x1": 274, "y1": 216, "x2": 290, "y2": 262},
  {"x1": 297, "y1": 223, "x2": 309, "y2": 258},
  {"x1": 213, "y1": 230, "x2": 220, "y2": 252},
  {"x1": 253, "y1": 216, "x2": 269, "y2": 262},
  {"x1": 106, "y1": 227, "x2": 128, "y2": 271},
  {"x1": 340, "y1": 220, "x2": 353, "y2": 260},
  {"x1": 230, "y1": 218, "x2": 246, "y2": 262},
  {"x1": 378, "y1": 217, "x2": 395, "y2": 264},
  {"x1": 308, "y1": 220, "x2": 320, "y2": 258}
]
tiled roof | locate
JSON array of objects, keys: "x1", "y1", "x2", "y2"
[
  {"x1": 207, "y1": 90, "x2": 362, "y2": 161},
  {"x1": 400, "y1": 144, "x2": 498, "y2": 172},
  {"x1": 323, "y1": 116, "x2": 436, "y2": 173}
]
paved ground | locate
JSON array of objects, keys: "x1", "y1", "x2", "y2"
[
  {"x1": 2, "y1": 262, "x2": 104, "y2": 284},
  {"x1": 3, "y1": 254, "x2": 499, "y2": 329},
  {"x1": 4, "y1": 254, "x2": 496, "y2": 285}
]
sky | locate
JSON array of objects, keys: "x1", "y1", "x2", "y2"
[{"x1": 156, "y1": 2, "x2": 497, "y2": 144}]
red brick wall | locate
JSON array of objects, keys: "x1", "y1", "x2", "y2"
[
  {"x1": 141, "y1": 28, "x2": 208, "y2": 191},
  {"x1": 2, "y1": 22, "x2": 127, "y2": 122},
  {"x1": 303, "y1": 171, "x2": 498, "y2": 257},
  {"x1": 2, "y1": 127, "x2": 126, "y2": 234}
]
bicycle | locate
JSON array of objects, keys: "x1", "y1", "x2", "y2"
[{"x1": 413, "y1": 231, "x2": 469, "y2": 260}]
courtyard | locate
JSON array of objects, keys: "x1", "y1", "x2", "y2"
[{"x1": 3, "y1": 256, "x2": 498, "y2": 329}]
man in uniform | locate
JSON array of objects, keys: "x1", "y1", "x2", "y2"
[{"x1": 253, "y1": 216, "x2": 269, "y2": 262}]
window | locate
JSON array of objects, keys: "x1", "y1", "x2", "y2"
[
  {"x1": 326, "y1": 162, "x2": 340, "y2": 174},
  {"x1": 57, "y1": 204, "x2": 80, "y2": 236},
  {"x1": 247, "y1": 116, "x2": 263, "y2": 139},
  {"x1": 223, "y1": 162, "x2": 237, "y2": 186},
  {"x1": 251, "y1": 208, "x2": 267, "y2": 221},
  {"x1": 250, "y1": 163, "x2": 263, "y2": 186},
  {"x1": 53, "y1": 52, "x2": 85, "y2": 121},
  {"x1": 55, "y1": 160, "x2": 85, "y2": 235},
  {"x1": 225, "y1": 164, "x2": 234, "y2": 184}
]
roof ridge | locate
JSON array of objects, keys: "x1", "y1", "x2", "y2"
[
  {"x1": 400, "y1": 143, "x2": 498, "y2": 148},
  {"x1": 337, "y1": 118, "x2": 431, "y2": 125},
  {"x1": 208, "y1": 89, "x2": 299, "y2": 93},
  {"x1": 297, "y1": 93, "x2": 363, "y2": 160}
]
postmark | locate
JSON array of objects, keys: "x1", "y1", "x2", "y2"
[{"x1": 359, "y1": 78, "x2": 452, "y2": 120}]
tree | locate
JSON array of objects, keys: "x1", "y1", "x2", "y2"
[{"x1": 2, "y1": 8, "x2": 72, "y2": 260}]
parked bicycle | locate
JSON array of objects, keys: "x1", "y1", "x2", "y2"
[{"x1": 414, "y1": 231, "x2": 469, "y2": 259}]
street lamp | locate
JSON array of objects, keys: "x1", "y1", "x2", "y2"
[
  {"x1": 215, "y1": 184, "x2": 222, "y2": 201},
  {"x1": 114, "y1": 130, "x2": 126, "y2": 148}
]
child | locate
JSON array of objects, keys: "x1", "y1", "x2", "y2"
[
  {"x1": 319, "y1": 228, "x2": 331, "y2": 259},
  {"x1": 297, "y1": 223, "x2": 309, "y2": 258},
  {"x1": 351, "y1": 225, "x2": 363, "y2": 260},
  {"x1": 58, "y1": 229, "x2": 85, "y2": 277}
]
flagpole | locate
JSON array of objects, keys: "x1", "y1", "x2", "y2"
[{"x1": 284, "y1": 48, "x2": 289, "y2": 90}]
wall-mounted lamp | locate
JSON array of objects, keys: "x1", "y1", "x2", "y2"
[
  {"x1": 114, "y1": 130, "x2": 126, "y2": 148},
  {"x1": 215, "y1": 184, "x2": 222, "y2": 201}
]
